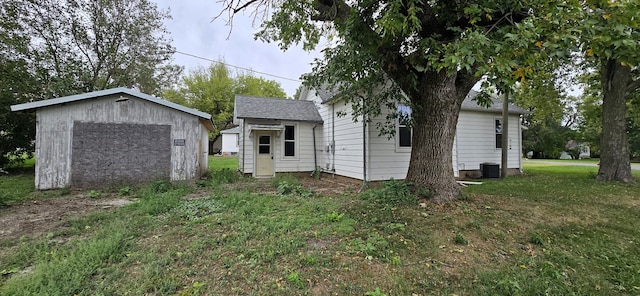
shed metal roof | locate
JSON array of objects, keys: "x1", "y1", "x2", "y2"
[
  {"x1": 10, "y1": 87, "x2": 215, "y2": 128},
  {"x1": 234, "y1": 95, "x2": 323, "y2": 123}
]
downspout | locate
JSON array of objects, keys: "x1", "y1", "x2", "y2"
[
  {"x1": 332, "y1": 103, "x2": 336, "y2": 173},
  {"x1": 312, "y1": 124, "x2": 318, "y2": 176}
]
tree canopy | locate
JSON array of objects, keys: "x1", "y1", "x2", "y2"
[
  {"x1": 163, "y1": 63, "x2": 287, "y2": 136},
  {"x1": 217, "y1": 0, "x2": 578, "y2": 201},
  {"x1": 579, "y1": 0, "x2": 639, "y2": 182},
  {"x1": 0, "y1": 0, "x2": 180, "y2": 167}
]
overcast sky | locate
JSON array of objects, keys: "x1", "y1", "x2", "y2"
[{"x1": 153, "y1": 0, "x2": 322, "y2": 98}]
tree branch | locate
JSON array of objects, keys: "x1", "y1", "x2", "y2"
[{"x1": 627, "y1": 78, "x2": 640, "y2": 94}]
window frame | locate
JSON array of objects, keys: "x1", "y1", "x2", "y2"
[
  {"x1": 282, "y1": 124, "x2": 298, "y2": 159},
  {"x1": 495, "y1": 118, "x2": 503, "y2": 149},
  {"x1": 396, "y1": 105, "x2": 412, "y2": 152}
]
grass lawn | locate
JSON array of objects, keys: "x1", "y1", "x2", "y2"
[
  {"x1": 1, "y1": 160, "x2": 639, "y2": 295},
  {"x1": 523, "y1": 158, "x2": 601, "y2": 164},
  {"x1": 208, "y1": 155, "x2": 238, "y2": 171}
]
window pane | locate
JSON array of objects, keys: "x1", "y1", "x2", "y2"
[
  {"x1": 285, "y1": 142, "x2": 295, "y2": 156},
  {"x1": 285, "y1": 126, "x2": 295, "y2": 140},
  {"x1": 496, "y1": 134, "x2": 502, "y2": 149},
  {"x1": 259, "y1": 135, "x2": 270, "y2": 145},
  {"x1": 399, "y1": 126, "x2": 412, "y2": 147},
  {"x1": 495, "y1": 119, "x2": 502, "y2": 134},
  {"x1": 398, "y1": 105, "x2": 411, "y2": 125},
  {"x1": 259, "y1": 145, "x2": 270, "y2": 154}
]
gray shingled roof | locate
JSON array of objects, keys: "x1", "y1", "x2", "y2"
[
  {"x1": 220, "y1": 126, "x2": 240, "y2": 134},
  {"x1": 313, "y1": 86, "x2": 527, "y2": 115},
  {"x1": 235, "y1": 95, "x2": 323, "y2": 123},
  {"x1": 10, "y1": 87, "x2": 216, "y2": 128},
  {"x1": 315, "y1": 84, "x2": 341, "y2": 103},
  {"x1": 462, "y1": 90, "x2": 528, "y2": 114}
]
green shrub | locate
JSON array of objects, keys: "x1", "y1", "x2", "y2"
[
  {"x1": 277, "y1": 180, "x2": 314, "y2": 197},
  {"x1": 270, "y1": 174, "x2": 300, "y2": 187},
  {"x1": 454, "y1": 233, "x2": 468, "y2": 245},
  {"x1": 151, "y1": 179, "x2": 173, "y2": 193},
  {"x1": 208, "y1": 168, "x2": 240, "y2": 186}
]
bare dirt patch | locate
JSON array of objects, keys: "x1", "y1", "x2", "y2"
[{"x1": 0, "y1": 195, "x2": 133, "y2": 242}]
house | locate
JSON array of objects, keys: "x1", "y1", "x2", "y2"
[
  {"x1": 219, "y1": 126, "x2": 240, "y2": 155},
  {"x1": 11, "y1": 88, "x2": 214, "y2": 189},
  {"x1": 233, "y1": 95, "x2": 323, "y2": 177},
  {"x1": 234, "y1": 89, "x2": 526, "y2": 180}
]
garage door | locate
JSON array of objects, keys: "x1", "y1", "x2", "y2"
[{"x1": 71, "y1": 122, "x2": 171, "y2": 188}]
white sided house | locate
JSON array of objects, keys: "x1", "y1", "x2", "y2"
[
  {"x1": 300, "y1": 88, "x2": 527, "y2": 181},
  {"x1": 234, "y1": 95, "x2": 323, "y2": 177},
  {"x1": 11, "y1": 88, "x2": 214, "y2": 189},
  {"x1": 220, "y1": 126, "x2": 240, "y2": 156},
  {"x1": 234, "y1": 90, "x2": 526, "y2": 180}
]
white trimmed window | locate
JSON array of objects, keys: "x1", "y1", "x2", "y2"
[
  {"x1": 495, "y1": 118, "x2": 503, "y2": 149},
  {"x1": 398, "y1": 105, "x2": 412, "y2": 148},
  {"x1": 284, "y1": 125, "x2": 296, "y2": 157}
]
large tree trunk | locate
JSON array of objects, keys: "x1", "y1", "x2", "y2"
[
  {"x1": 597, "y1": 59, "x2": 634, "y2": 182},
  {"x1": 404, "y1": 70, "x2": 478, "y2": 202}
]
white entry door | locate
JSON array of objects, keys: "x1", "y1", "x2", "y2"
[{"x1": 255, "y1": 132, "x2": 274, "y2": 177}]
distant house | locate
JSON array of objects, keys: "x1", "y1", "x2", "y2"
[
  {"x1": 220, "y1": 126, "x2": 240, "y2": 156},
  {"x1": 11, "y1": 88, "x2": 214, "y2": 189},
  {"x1": 233, "y1": 89, "x2": 526, "y2": 180}
]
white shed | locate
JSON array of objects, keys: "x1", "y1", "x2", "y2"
[
  {"x1": 11, "y1": 88, "x2": 214, "y2": 189},
  {"x1": 219, "y1": 126, "x2": 240, "y2": 155}
]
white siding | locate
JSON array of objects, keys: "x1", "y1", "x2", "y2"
[
  {"x1": 302, "y1": 89, "x2": 523, "y2": 181},
  {"x1": 274, "y1": 121, "x2": 320, "y2": 173},
  {"x1": 238, "y1": 119, "x2": 321, "y2": 175},
  {"x1": 238, "y1": 120, "x2": 252, "y2": 173},
  {"x1": 308, "y1": 93, "x2": 333, "y2": 172},
  {"x1": 367, "y1": 107, "x2": 410, "y2": 181},
  {"x1": 456, "y1": 111, "x2": 521, "y2": 171},
  {"x1": 35, "y1": 94, "x2": 208, "y2": 189},
  {"x1": 330, "y1": 102, "x2": 366, "y2": 180}
]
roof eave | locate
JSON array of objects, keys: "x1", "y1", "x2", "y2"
[
  {"x1": 237, "y1": 116, "x2": 323, "y2": 124},
  {"x1": 10, "y1": 88, "x2": 213, "y2": 121}
]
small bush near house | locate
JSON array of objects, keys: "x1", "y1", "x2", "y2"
[{"x1": 207, "y1": 168, "x2": 241, "y2": 187}]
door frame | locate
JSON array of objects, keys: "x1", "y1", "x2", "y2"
[{"x1": 254, "y1": 131, "x2": 275, "y2": 177}]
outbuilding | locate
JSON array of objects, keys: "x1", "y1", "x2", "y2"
[
  {"x1": 11, "y1": 88, "x2": 214, "y2": 189},
  {"x1": 219, "y1": 126, "x2": 240, "y2": 156}
]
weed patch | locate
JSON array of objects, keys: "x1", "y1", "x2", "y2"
[
  {"x1": 2, "y1": 164, "x2": 640, "y2": 295},
  {"x1": 359, "y1": 179, "x2": 417, "y2": 206}
]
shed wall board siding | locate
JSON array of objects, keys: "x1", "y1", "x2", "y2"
[
  {"x1": 456, "y1": 111, "x2": 521, "y2": 170},
  {"x1": 200, "y1": 125, "x2": 210, "y2": 174},
  {"x1": 35, "y1": 111, "x2": 72, "y2": 189},
  {"x1": 35, "y1": 94, "x2": 205, "y2": 189}
]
